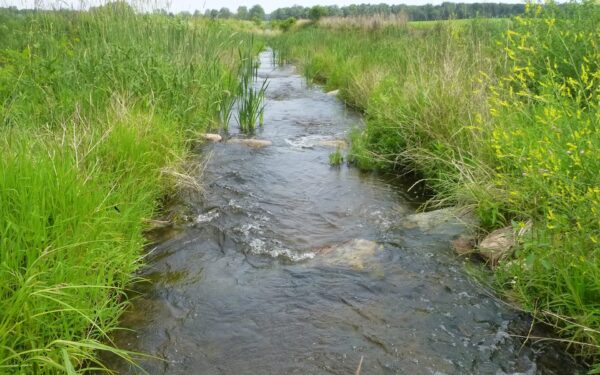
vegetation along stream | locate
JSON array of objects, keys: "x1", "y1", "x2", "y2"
[{"x1": 108, "y1": 50, "x2": 585, "y2": 374}]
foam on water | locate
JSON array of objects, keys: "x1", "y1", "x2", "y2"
[
  {"x1": 284, "y1": 134, "x2": 340, "y2": 149},
  {"x1": 249, "y1": 238, "x2": 316, "y2": 262},
  {"x1": 194, "y1": 209, "x2": 219, "y2": 224}
]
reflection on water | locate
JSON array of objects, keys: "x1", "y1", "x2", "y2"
[{"x1": 109, "y1": 51, "x2": 584, "y2": 375}]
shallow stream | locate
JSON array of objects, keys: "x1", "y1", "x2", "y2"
[{"x1": 110, "y1": 51, "x2": 583, "y2": 375}]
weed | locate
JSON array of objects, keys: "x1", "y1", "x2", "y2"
[
  {"x1": 236, "y1": 38, "x2": 268, "y2": 133},
  {"x1": 329, "y1": 147, "x2": 345, "y2": 166}
]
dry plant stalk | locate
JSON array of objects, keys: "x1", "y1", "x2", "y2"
[
  {"x1": 319, "y1": 13, "x2": 408, "y2": 30},
  {"x1": 355, "y1": 355, "x2": 364, "y2": 375}
]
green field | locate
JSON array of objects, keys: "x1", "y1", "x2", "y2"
[{"x1": 270, "y1": 2, "x2": 600, "y2": 369}]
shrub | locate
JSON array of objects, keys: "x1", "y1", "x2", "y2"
[{"x1": 489, "y1": 1, "x2": 600, "y2": 358}]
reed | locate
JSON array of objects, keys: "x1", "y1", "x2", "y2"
[
  {"x1": 0, "y1": 5, "x2": 249, "y2": 372},
  {"x1": 329, "y1": 147, "x2": 345, "y2": 166},
  {"x1": 236, "y1": 39, "x2": 268, "y2": 133},
  {"x1": 318, "y1": 13, "x2": 409, "y2": 30}
]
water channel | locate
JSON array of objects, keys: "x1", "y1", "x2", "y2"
[{"x1": 109, "y1": 51, "x2": 584, "y2": 375}]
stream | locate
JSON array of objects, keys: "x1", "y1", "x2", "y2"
[{"x1": 109, "y1": 51, "x2": 584, "y2": 374}]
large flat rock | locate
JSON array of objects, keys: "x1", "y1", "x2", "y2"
[
  {"x1": 312, "y1": 239, "x2": 382, "y2": 270},
  {"x1": 401, "y1": 207, "x2": 480, "y2": 237}
]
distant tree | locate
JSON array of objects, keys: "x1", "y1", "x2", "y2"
[
  {"x1": 237, "y1": 6, "x2": 249, "y2": 20},
  {"x1": 178, "y1": 10, "x2": 192, "y2": 19},
  {"x1": 152, "y1": 8, "x2": 168, "y2": 16},
  {"x1": 91, "y1": 1, "x2": 136, "y2": 16},
  {"x1": 327, "y1": 5, "x2": 342, "y2": 17},
  {"x1": 249, "y1": 4, "x2": 265, "y2": 21},
  {"x1": 308, "y1": 5, "x2": 327, "y2": 21},
  {"x1": 270, "y1": 8, "x2": 284, "y2": 19},
  {"x1": 204, "y1": 9, "x2": 218, "y2": 19},
  {"x1": 267, "y1": 2, "x2": 526, "y2": 22},
  {"x1": 218, "y1": 7, "x2": 232, "y2": 19},
  {"x1": 279, "y1": 17, "x2": 296, "y2": 31}
]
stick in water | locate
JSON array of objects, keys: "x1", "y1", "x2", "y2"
[{"x1": 355, "y1": 356, "x2": 364, "y2": 375}]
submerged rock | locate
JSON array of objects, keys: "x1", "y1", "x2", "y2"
[
  {"x1": 228, "y1": 138, "x2": 272, "y2": 148},
  {"x1": 313, "y1": 239, "x2": 382, "y2": 270},
  {"x1": 402, "y1": 208, "x2": 480, "y2": 237},
  {"x1": 201, "y1": 133, "x2": 222, "y2": 142},
  {"x1": 316, "y1": 139, "x2": 348, "y2": 149},
  {"x1": 452, "y1": 234, "x2": 477, "y2": 256}
]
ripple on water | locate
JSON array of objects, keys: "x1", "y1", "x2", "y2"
[
  {"x1": 284, "y1": 134, "x2": 346, "y2": 149},
  {"x1": 108, "y1": 50, "x2": 587, "y2": 375},
  {"x1": 194, "y1": 209, "x2": 219, "y2": 224},
  {"x1": 248, "y1": 238, "x2": 317, "y2": 262}
]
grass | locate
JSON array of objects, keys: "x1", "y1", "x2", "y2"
[
  {"x1": 318, "y1": 13, "x2": 409, "y2": 30},
  {"x1": 408, "y1": 17, "x2": 509, "y2": 29},
  {"x1": 235, "y1": 38, "x2": 268, "y2": 133},
  {"x1": 0, "y1": 5, "x2": 252, "y2": 372},
  {"x1": 270, "y1": 2, "x2": 600, "y2": 370},
  {"x1": 0, "y1": 1, "x2": 597, "y2": 372},
  {"x1": 329, "y1": 147, "x2": 344, "y2": 166}
]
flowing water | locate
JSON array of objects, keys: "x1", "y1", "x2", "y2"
[{"x1": 109, "y1": 51, "x2": 584, "y2": 374}]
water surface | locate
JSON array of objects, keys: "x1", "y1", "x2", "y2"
[{"x1": 110, "y1": 51, "x2": 583, "y2": 375}]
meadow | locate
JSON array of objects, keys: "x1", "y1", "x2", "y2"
[
  {"x1": 0, "y1": 5, "x2": 258, "y2": 372},
  {"x1": 270, "y1": 2, "x2": 599, "y2": 369}
]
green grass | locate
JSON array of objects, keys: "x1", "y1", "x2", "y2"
[
  {"x1": 0, "y1": 2, "x2": 597, "y2": 372},
  {"x1": 0, "y1": 110, "x2": 182, "y2": 373},
  {"x1": 236, "y1": 38, "x2": 268, "y2": 133},
  {"x1": 270, "y1": 2, "x2": 600, "y2": 370},
  {"x1": 0, "y1": 6, "x2": 251, "y2": 372},
  {"x1": 329, "y1": 147, "x2": 344, "y2": 166}
]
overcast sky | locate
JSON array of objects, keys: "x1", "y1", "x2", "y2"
[{"x1": 3, "y1": 0, "x2": 525, "y2": 14}]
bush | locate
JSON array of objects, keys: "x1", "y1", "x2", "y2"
[
  {"x1": 489, "y1": 1, "x2": 600, "y2": 358},
  {"x1": 309, "y1": 6, "x2": 327, "y2": 22}
]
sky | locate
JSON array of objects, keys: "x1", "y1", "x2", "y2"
[{"x1": 2, "y1": 0, "x2": 525, "y2": 14}]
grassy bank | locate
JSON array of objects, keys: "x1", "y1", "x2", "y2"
[
  {"x1": 0, "y1": 6, "x2": 252, "y2": 372},
  {"x1": 270, "y1": 2, "x2": 599, "y2": 369}
]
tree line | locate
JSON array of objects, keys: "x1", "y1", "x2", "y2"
[
  {"x1": 1, "y1": 2, "x2": 526, "y2": 22},
  {"x1": 201, "y1": 5, "x2": 265, "y2": 21},
  {"x1": 269, "y1": 3, "x2": 526, "y2": 21},
  {"x1": 201, "y1": 3, "x2": 526, "y2": 21}
]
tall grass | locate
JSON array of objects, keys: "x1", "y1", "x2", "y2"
[
  {"x1": 270, "y1": 2, "x2": 599, "y2": 369},
  {"x1": 0, "y1": 5, "x2": 249, "y2": 372},
  {"x1": 487, "y1": 3, "x2": 599, "y2": 364},
  {"x1": 271, "y1": 17, "x2": 505, "y2": 187},
  {"x1": 318, "y1": 13, "x2": 408, "y2": 30},
  {"x1": 235, "y1": 38, "x2": 268, "y2": 133}
]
